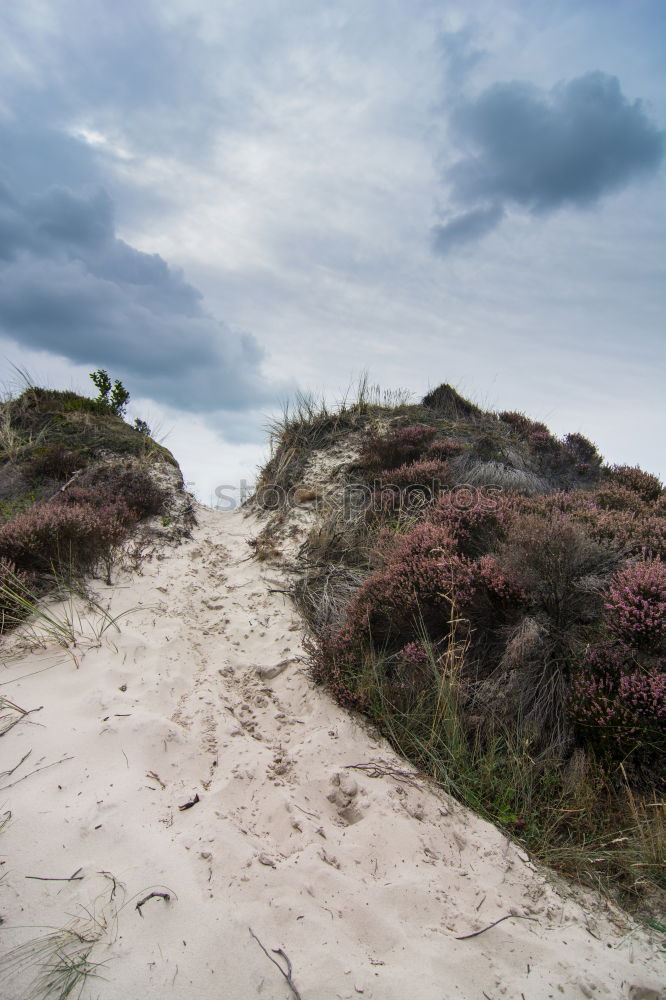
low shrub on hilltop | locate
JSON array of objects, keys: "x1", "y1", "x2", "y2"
[{"x1": 0, "y1": 374, "x2": 181, "y2": 614}]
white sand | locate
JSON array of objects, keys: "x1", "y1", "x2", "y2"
[{"x1": 0, "y1": 502, "x2": 663, "y2": 999}]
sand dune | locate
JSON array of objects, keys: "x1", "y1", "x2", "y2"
[{"x1": 0, "y1": 503, "x2": 663, "y2": 999}]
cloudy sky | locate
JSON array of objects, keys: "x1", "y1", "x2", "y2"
[{"x1": 1, "y1": 0, "x2": 664, "y2": 502}]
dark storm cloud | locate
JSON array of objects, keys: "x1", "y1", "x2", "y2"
[
  {"x1": 431, "y1": 203, "x2": 503, "y2": 256},
  {"x1": 433, "y1": 72, "x2": 664, "y2": 253},
  {"x1": 0, "y1": 183, "x2": 276, "y2": 412}
]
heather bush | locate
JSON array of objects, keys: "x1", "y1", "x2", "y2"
[
  {"x1": 589, "y1": 483, "x2": 647, "y2": 513},
  {"x1": 499, "y1": 411, "x2": 550, "y2": 439},
  {"x1": 426, "y1": 437, "x2": 464, "y2": 460},
  {"x1": 78, "y1": 464, "x2": 167, "y2": 518},
  {"x1": 610, "y1": 464, "x2": 664, "y2": 503},
  {"x1": 429, "y1": 489, "x2": 510, "y2": 557},
  {"x1": 498, "y1": 413, "x2": 601, "y2": 480},
  {"x1": 52, "y1": 486, "x2": 111, "y2": 508},
  {"x1": 379, "y1": 458, "x2": 451, "y2": 499},
  {"x1": 313, "y1": 516, "x2": 529, "y2": 715},
  {"x1": 0, "y1": 497, "x2": 136, "y2": 576},
  {"x1": 510, "y1": 488, "x2": 666, "y2": 560},
  {"x1": 603, "y1": 557, "x2": 666, "y2": 652},
  {"x1": 568, "y1": 641, "x2": 665, "y2": 757},
  {"x1": 359, "y1": 424, "x2": 436, "y2": 471},
  {"x1": 319, "y1": 523, "x2": 472, "y2": 665}
]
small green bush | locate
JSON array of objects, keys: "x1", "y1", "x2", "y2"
[{"x1": 90, "y1": 369, "x2": 130, "y2": 417}]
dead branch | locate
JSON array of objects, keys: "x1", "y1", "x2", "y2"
[
  {"x1": 0, "y1": 754, "x2": 73, "y2": 792},
  {"x1": 135, "y1": 891, "x2": 171, "y2": 917},
  {"x1": 249, "y1": 927, "x2": 302, "y2": 1000},
  {"x1": 344, "y1": 759, "x2": 421, "y2": 788},
  {"x1": 0, "y1": 704, "x2": 43, "y2": 737},
  {"x1": 26, "y1": 868, "x2": 83, "y2": 882},
  {"x1": 455, "y1": 913, "x2": 538, "y2": 940},
  {"x1": 0, "y1": 749, "x2": 32, "y2": 780}
]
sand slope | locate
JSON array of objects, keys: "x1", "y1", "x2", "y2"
[{"x1": 0, "y1": 503, "x2": 663, "y2": 999}]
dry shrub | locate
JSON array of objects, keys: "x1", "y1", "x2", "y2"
[
  {"x1": 359, "y1": 424, "x2": 436, "y2": 471},
  {"x1": 497, "y1": 513, "x2": 618, "y2": 632},
  {"x1": 247, "y1": 529, "x2": 281, "y2": 562},
  {"x1": 378, "y1": 458, "x2": 451, "y2": 492},
  {"x1": 428, "y1": 489, "x2": 511, "y2": 557},
  {"x1": 294, "y1": 565, "x2": 366, "y2": 635},
  {"x1": 302, "y1": 507, "x2": 372, "y2": 566},
  {"x1": 562, "y1": 432, "x2": 603, "y2": 469},
  {"x1": 0, "y1": 496, "x2": 136, "y2": 576},
  {"x1": 426, "y1": 437, "x2": 464, "y2": 460},
  {"x1": 610, "y1": 464, "x2": 664, "y2": 503},
  {"x1": 78, "y1": 463, "x2": 167, "y2": 518},
  {"x1": 422, "y1": 383, "x2": 482, "y2": 420},
  {"x1": 27, "y1": 444, "x2": 83, "y2": 481}
]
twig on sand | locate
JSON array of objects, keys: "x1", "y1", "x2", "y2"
[
  {"x1": 0, "y1": 748, "x2": 32, "y2": 780},
  {"x1": 0, "y1": 754, "x2": 73, "y2": 792},
  {"x1": 178, "y1": 793, "x2": 200, "y2": 811},
  {"x1": 344, "y1": 759, "x2": 421, "y2": 788},
  {"x1": 454, "y1": 914, "x2": 538, "y2": 940},
  {"x1": 135, "y1": 891, "x2": 171, "y2": 917},
  {"x1": 249, "y1": 927, "x2": 302, "y2": 1000},
  {"x1": 294, "y1": 803, "x2": 319, "y2": 820},
  {"x1": 26, "y1": 868, "x2": 84, "y2": 882},
  {"x1": 0, "y1": 701, "x2": 43, "y2": 737},
  {"x1": 98, "y1": 871, "x2": 121, "y2": 901}
]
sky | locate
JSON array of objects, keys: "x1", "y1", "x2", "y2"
[{"x1": 0, "y1": 0, "x2": 664, "y2": 504}]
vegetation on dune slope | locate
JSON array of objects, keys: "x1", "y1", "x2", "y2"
[
  {"x1": 0, "y1": 372, "x2": 189, "y2": 629},
  {"x1": 256, "y1": 381, "x2": 665, "y2": 921}
]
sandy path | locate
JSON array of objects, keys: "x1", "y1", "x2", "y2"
[{"x1": 0, "y1": 504, "x2": 663, "y2": 999}]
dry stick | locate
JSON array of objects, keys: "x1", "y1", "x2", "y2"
[
  {"x1": 0, "y1": 754, "x2": 73, "y2": 792},
  {"x1": 135, "y1": 891, "x2": 171, "y2": 917},
  {"x1": 98, "y1": 870, "x2": 120, "y2": 902},
  {"x1": 26, "y1": 867, "x2": 83, "y2": 882},
  {"x1": 455, "y1": 914, "x2": 538, "y2": 940},
  {"x1": 0, "y1": 705, "x2": 43, "y2": 737},
  {"x1": 249, "y1": 927, "x2": 302, "y2": 1000},
  {"x1": 344, "y1": 760, "x2": 421, "y2": 788},
  {"x1": 294, "y1": 803, "x2": 319, "y2": 820},
  {"x1": 0, "y1": 748, "x2": 32, "y2": 780},
  {"x1": 178, "y1": 793, "x2": 200, "y2": 811}
]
